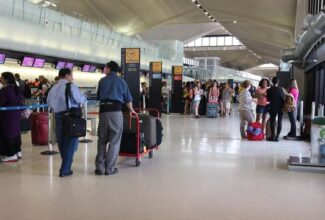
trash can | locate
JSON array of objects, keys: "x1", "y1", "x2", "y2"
[{"x1": 311, "y1": 117, "x2": 325, "y2": 158}]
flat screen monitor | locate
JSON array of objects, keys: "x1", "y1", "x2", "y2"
[
  {"x1": 33, "y1": 58, "x2": 45, "y2": 68},
  {"x1": 0, "y1": 53, "x2": 6, "y2": 64},
  {"x1": 65, "y1": 62, "x2": 74, "y2": 70},
  {"x1": 89, "y1": 65, "x2": 97, "y2": 73},
  {"x1": 82, "y1": 64, "x2": 91, "y2": 72},
  {"x1": 22, "y1": 57, "x2": 35, "y2": 67},
  {"x1": 56, "y1": 61, "x2": 66, "y2": 70}
]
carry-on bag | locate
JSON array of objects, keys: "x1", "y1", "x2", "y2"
[
  {"x1": 120, "y1": 131, "x2": 145, "y2": 154},
  {"x1": 62, "y1": 83, "x2": 86, "y2": 137},
  {"x1": 206, "y1": 102, "x2": 218, "y2": 118},
  {"x1": 156, "y1": 119, "x2": 163, "y2": 146},
  {"x1": 139, "y1": 114, "x2": 157, "y2": 148},
  {"x1": 247, "y1": 122, "x2": 264, "y2": 141},
  {"x1": 31, "y1": 112, "x2": 48, "y2": 145}
]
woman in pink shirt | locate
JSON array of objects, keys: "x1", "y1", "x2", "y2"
[
  {"x1": 255, "y1": 79, "x2": 270, "y2": 131},
  {"x1": 286, "y1": 79, "x2": 299, "y2": 138}
]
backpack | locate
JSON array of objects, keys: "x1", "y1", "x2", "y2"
[
  {"x1": 247, "y1": 122, "x2": 264, "y2": 141},
  {"x1": 283, "y1": 94, "x2": 295, "y2": 112}
]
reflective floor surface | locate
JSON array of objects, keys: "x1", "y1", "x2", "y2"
[{"x1": 0, "y1": 113, "x2": 325, "y2": 220}]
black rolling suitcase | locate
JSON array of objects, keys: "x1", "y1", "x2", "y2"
[
  {"x1": 156, "y1": 119, "x2": 163, "y2": 146},
  {"x1": 120, "y1": 131, "x2": 145, "y2": 154}
]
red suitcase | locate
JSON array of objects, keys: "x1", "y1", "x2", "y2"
[{"x1": 31, "y1": 113, "x2": 49, "y2": 145}]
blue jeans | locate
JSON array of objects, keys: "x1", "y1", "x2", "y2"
[{"x1": 55, "y1": 113, "x2": 79, "y2": 174}]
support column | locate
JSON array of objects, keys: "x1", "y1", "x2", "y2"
[
  {"x1": 121, "y1": 48, "x2": 140, "y2": 108},
  {"x1": 149, "y1": 61, "x2": 163, "y2": 112},
  {"x1": 171, "y1": 66, "x2": 183, "y2": 113}
]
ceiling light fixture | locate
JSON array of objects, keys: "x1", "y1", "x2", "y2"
[{"x1": 233, "y1": 20, "x2": 237, "y2": 24}]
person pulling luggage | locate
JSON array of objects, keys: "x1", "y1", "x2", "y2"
[{"x1": 95, "y1": 61, "x2": 136, "y2": 176}]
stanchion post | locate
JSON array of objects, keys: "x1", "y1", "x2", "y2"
[
  {"x1": 41, "y1": 110, "x2": 59, "y2": 156},
  {"x1": 311, "y1": 102, "x2": 316, "y2": 119},
  {"x1": 319, "y1": 104, "x2": 324, "y2": 117},
  {"x1": 79, "y1": 101, "x2": 93, "y2": 143}
]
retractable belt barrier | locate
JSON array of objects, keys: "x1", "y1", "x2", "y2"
[
  {"x1": 0, "y1": 104, "x2": 48, "y2": 111},
  {"x1": 0, "y1": 101, "x2": 100, "y2": 156}
]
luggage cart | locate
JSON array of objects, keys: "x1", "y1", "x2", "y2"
[{"x1": 119, "y1": 108, "x2": 160, "y2": 167}]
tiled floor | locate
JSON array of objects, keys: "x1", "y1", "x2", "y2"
[{"x1": 0, "y1": 113, "x2": 324, "y2": 220}]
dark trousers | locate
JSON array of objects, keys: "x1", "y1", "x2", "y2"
[
  {"x1": 269, "y1": 112, "x2": 284, "y2": 139},
  {"x1": 288, "y1": 111, "x2": 297, "y2": 136},
  {"x1": 55, "y1": 113, "x2": 79, "y2": 174},
  {"x1": 2, "y1": 136, "x2": 21, "y2": 157}
]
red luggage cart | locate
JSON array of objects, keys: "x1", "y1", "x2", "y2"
[{"x1": 119, "y1": 108, "x2": 160, "y2": 167}]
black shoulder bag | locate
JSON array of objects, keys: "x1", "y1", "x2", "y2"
[{"x1": 62, "y1": 83, "x2": 87, "y2": 137}]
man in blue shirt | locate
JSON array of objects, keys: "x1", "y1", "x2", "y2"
[
  {"x1": 47, "y1": 68, "x2": 86, "y2": 177},
  {"x1": 95, "y1": 61, "x2": 136, "y2": 176}
]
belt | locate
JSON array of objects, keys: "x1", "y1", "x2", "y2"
[{"x1": 100, "y1": 100, "x2": 122, "y2": 112}]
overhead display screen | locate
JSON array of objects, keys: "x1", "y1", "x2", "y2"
[
  {"x1": 33, "y1": 58, "x2": 45, "y2": 68},
  {"x1": 0, "y1": 53, "x2": 6, "y2": 64},
  {"x1": 21, "y1": 57, "x2": 35, "y2": 67}
]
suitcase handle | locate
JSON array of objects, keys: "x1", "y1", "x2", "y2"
[{"x1": 134, "y1": 108, "x2": 160, "y2": 118}]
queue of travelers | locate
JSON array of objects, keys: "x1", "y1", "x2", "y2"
[
  {"x1": 183, "y1": 77, "x2": 300, "y2": 142},
  {"x1": 0, "y1": 64, "x2": 299, "y2": 177}
]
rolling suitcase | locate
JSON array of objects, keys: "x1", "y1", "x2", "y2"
[
  {"x1": 156, "y1": 119, "x2": 163, "y2": 146},
  {"x1": 120, "y1": 131, "x2": 145, "y2": 154},
  {"x1": 206, "y1": 102, "x2": 218, "y2": 118},
  {"x1": 31, "y1": 112, "x2": 48, "y2": 145},
  {"x1": 139, "y1": 114, "x2": 157, "y2": 148}
]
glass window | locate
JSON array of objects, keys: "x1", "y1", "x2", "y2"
[
  {"x1": 202, "y1": 37, "x2": 210, "y2": 46},
  {"x1": 225, "y1": 36, "x2": 232, "y2": 46},
  {"x1": 195, "y1": 38, "x2": 202, "y2": 47},
  {"x1": 199, "y1": 59, "x2": 205, "y2": 66},
  {"x1": 207, "y1": 59, "x2": 214, "y2": 66},
  {"x1": 233, "y1": 37, "x2": 241, "y2": 45},
  {"x1": 210, "y1": 37, "x2": 217, "y2": 46},
  {"x1": 217, "y1": 37, "x2": 225, "y2": 46},
  {"x1": 188, "y1": 41, "x2": 194, "y2": 47}
]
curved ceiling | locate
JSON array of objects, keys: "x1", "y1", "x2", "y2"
[{"x1": 44, "y1": 0, "x2": 297, "y2": 70}]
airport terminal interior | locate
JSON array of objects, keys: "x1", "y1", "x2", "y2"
[{"x1": 0, "y1": 0, "x2": 325, "y2": 219}]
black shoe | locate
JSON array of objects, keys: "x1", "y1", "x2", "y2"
[
  {"x1": 95, "y1": 169, "x2": 104, "y2": 175},
  {"x1": 267, "y1": 137, "x2": 275, "y2": 142},
  {"x1": 59, "y1": 170, "x2": 73, "y2": 177},
  {"x1": 105, "y1": 168, "x2": 118, "y2": 176}
]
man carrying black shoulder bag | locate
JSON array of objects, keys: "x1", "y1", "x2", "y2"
[{"x1": 47, "y1": 68, "x2": 86, "y2": 177}]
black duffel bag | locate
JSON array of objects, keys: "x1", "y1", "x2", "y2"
[{"x1": 62, "y1": 83, "x2": 86, "y2": 137}]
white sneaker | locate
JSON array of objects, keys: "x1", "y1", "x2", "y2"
[
  {"x1": 1, "y1": 155, "x2": 18, "y2": 162},
  {"x1": 16, "y1": 151, "x2": 22, "y2": 159}
]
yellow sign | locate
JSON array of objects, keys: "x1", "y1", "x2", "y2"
[
  {"x1": 125, "y1": 48, "x2": 140, "y2": 64},
  {"x1": 174, "y1": 66, "x2": 183, "y2": 75},
  {"x1": 151, "y1": 62, "x2": 162, "y2": 72}
]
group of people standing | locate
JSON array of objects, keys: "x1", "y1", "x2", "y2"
[
  {"x1": 0, "y1": 61, "x2": 135, "y2": 178},
  {"x1": 238, "y1": 77, "x2": 299, "y2": 142},
  {"x1": 182, "y1": 80, "x2": 235, "y2": 118}
]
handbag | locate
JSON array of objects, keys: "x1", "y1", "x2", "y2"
[{"x1": 62, "y1": 83, "x2": 86, "y2": 137}]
